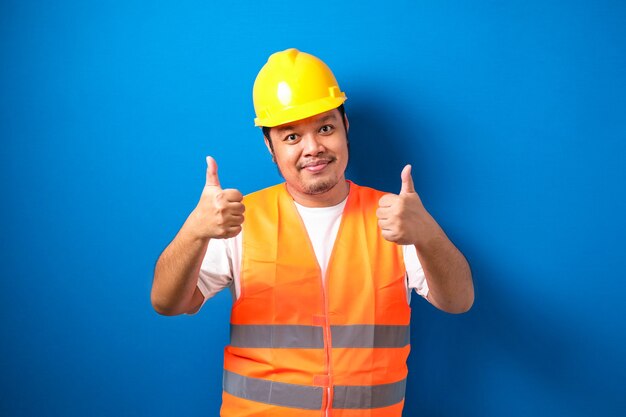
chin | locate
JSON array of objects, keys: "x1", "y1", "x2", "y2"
[{"x1": 301, "y1": 178, "x2": 338, "y2": 195}]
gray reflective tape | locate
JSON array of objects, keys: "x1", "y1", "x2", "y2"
[
  {"x1": 333, "y1": 378, "x2": 407, "y2": 409},
  {"x1": 230, "y1": 324, "x2": 324, "y2": 348},
  {"x1": 331, "y1": 325, "x2": 410, "y2": 348},
  {"x1": 223, "y1": 370, "x2": 323, "y2": 410}
]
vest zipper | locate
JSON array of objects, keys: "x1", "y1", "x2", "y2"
[
  {"x1": 295, "y1": 212, "x2": 334, "y2": 416},
  {"x1": 320, "y1": 185, "x2": 352, "y2": 417},
  {"x1": 291, "y1": 203, "x2": 333, "y2": 416},
  {"x1": 289, "y1": 183, "x2": 352, "y2": 416},
  {"x1": 322, "y1": 277, "x2": 332, "y2": 417}
]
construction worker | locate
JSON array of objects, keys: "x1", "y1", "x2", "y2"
[{"x1": 152, "y1": 48, "x2": 474, "y2": 417}]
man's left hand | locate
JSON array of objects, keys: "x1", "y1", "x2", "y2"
[{"x1": 376, "y1": 165, "x2": 437, "y2": 246}]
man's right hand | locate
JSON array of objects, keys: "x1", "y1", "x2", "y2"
[{"x1": 189, "y1": 156, "x2": 245, "y2": 239}]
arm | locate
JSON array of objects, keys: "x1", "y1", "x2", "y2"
[
  {"x1": 152, "y1": 217, "x2": 211, "y2": 316},
  {"x1": 151, "y1": 156, "x2": 245, "y2": 316},
  {"x1": 377, "y1": 165, "x2": 474, "y2": 314},
  {"x1": 412, "y1": 214, "x2": 473, "y2": 314}
]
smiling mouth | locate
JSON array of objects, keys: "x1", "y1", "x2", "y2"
[
  {"x1": 300, "y1": 159, "x2": 334, "y2": 173},
  {"x1": 304, "y1": 163, "x2": 328, "y2": 173}
]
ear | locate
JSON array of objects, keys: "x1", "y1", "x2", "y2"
[
  {"x1": 263, "y1": 136, "x2": 276, "y2": 162},
  {"x1": 344, "y1": 112, "x2": 350, "y2": 133},
  {"x1": 263, "y1": 136, "x2": 272, "y2": 154}
]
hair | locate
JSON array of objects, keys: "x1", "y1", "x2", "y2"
[{"x1": 262, "y1": 104, "x2": 347, "y2": 154}]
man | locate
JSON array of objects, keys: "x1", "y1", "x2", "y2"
[{"x1": 152, "y1": 48, "x2": 474, "y2": 417}]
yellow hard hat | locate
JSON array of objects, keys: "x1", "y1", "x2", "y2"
[{"x1": 253, "y1": 48, "x2": 347, "y2": 127}]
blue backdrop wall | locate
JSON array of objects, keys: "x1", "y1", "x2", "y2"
[{"x1": 1, "y1": 1, "x2": 625, "y2": 416}]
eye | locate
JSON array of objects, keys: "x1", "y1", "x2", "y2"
[
  {"x1": 283, "y1": 133, "x2": 299, "y2": 142},
  {"x1": 319, "y1": 124, "x2": 334, "y2": 134}
]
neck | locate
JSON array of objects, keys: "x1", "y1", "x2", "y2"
[{"x1": 287, "y1": 180, "x2": 350, "y2": 208}]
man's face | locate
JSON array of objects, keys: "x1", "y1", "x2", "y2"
[{"x1": 265, "y1": 108, "x2": 349, "y2": 205}]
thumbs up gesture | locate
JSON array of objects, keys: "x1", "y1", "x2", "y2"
[
  {"x1": 189, "y1": 156, "x2": 245, "y2": 239},
  {"x1": 376, "y1": 165, "x2": 435, "y2": 246}
]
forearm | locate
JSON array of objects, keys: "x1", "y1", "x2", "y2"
[
  {"x1": 415, "y1": 222, "x2": 474, "y2": 314},
  {"x1": 152, "y1": 213, "x2": 209, "y2": 316}
]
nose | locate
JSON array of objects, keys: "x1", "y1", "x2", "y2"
[{"x1": 302, "y1": 133, "x2": 325, "y2": 157}]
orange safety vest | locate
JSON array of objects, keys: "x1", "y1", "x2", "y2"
[{"x1": 221, "y1": 182, "x2": 411, "y2": 417}]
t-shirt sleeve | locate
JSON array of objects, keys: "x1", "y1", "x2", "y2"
[
  {"x1": 197, "y1": 237, "x2": 235, "y2": 302},
  {"x1": 402, "y1": 244, "x2": 429, "y2": 300}
]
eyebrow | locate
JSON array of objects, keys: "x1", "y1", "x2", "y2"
[{"x1": 275, "y1": 115, "x2": 339, "y2": 134}]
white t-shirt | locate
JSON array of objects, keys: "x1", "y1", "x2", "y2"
[{"x1": 197, "y1": 197, "x2": 429, "y2": 306}]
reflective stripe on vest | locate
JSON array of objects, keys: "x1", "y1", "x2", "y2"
[
  {"x1": 331, "y1": 324, "x2": 410, "y2": 348},
  {"x1": 230, "y1": 324, "x2": 410, "y2": 348},
  {"x1": 223, "y1": 370, "x2": 323, "y2": 410},
  {"x1": 223, "y1": 370, "x2": 407, "y2": 410}
]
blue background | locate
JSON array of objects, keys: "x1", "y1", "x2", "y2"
[{"x1": 1, "y1": 1, "x2": 625, "y2": 416}]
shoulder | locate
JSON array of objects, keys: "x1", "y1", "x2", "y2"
[
  {"x1": 348, "y1": 181, "x2": 388, "y2": 207},
  {"x1": 243, "y1": 183, "x2": 285, "y2": 204}
]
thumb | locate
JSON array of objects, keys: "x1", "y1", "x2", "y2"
[
  {"x1": 400, "y1": 164, "x2": 415, "y2": 194},
  {"x1": 205, "y1": 156, "x2": 221, "y2": 187}
]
